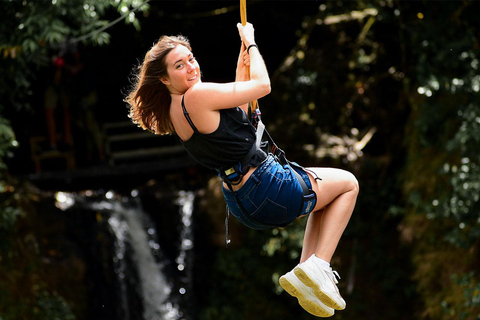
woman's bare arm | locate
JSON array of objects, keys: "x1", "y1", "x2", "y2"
[{"x1": 186, "y1": 22, "x2": 270, "y2": 112}]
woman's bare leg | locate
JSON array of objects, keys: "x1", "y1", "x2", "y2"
[
  {"x1": 299, "y1": 168, "x2": 359, "y2": 263},
  {"x1": 279, "y1": 167, "x2": 358, "y2": 312}
]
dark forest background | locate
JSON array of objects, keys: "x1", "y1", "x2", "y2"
[{"x1": 1, "y1": 1, "x2": 479, "y2": 319}]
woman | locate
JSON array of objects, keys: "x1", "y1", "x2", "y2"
[{"x1": 126, "y1": 22, "x2": 359, "y2": 318}]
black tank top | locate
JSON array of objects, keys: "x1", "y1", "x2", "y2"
[{"x1": 179, "y1": 96, "x2": 266, "y2": 170}]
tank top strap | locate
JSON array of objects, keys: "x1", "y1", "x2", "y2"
[{"x1": 181, "y1": 95, "x2": 199, "y2": 133}]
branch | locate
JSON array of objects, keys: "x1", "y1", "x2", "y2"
[
  {"x1": 69, "y1": 0, "x2": 150, "y2": 45},
  {"x1": 322, "y1": 8, "x2": 378, "y2": 25},
  {"x1": 274, "y1": 8, "x2": 378, "y2": 77}
]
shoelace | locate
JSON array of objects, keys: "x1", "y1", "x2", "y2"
[
  {"x1": 332, "y1": 270, "x2": 341, "y2": 284},
  {"x1": 326, "y1": 267, "x2": 341, "y2": 284},
  {"x1": 310, "y1": 255, "x2": 342, "y2": 285}
]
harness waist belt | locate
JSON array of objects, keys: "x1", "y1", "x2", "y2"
[{"x1": 217, "y1": 142, "x2": 260, "y2": 184}]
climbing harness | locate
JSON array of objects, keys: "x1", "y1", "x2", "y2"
[
  {"x1": 217, "y1": 142, "x2": 259, "y2": 185},
  {"x1": 221, "y1": 106, "x2": 317, "y2": 247},
  {"x1": 220, "y1": 90, "x2": 318, "y2": 247},
  {"x1": 221, "y1": 1, "x2": 318, "y2": 247}
]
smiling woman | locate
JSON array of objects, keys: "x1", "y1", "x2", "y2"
[
  {"x1": 159, "y1": 45, "x2": 200, "y2": 96},
  {"x1": 125, "y1": 21, "x2": 359, "y2": 319}
]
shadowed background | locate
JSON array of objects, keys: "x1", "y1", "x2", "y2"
[{"x1": 1, "y1": 1, "x2": 479, "y2": 319}]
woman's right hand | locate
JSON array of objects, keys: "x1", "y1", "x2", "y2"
[
  {"x1": 237, "y1": 22, "x2": 255, "y2": 47},
  {"x1": 236, "y1": 43, "x2": 249, "y2": 81}
]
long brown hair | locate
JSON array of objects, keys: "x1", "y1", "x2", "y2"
[{"x1": 125, "y1": 35, "x2": 191, "y2": 134}]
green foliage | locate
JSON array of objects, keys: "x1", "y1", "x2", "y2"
[
  {"x1": 0, "y1": 117, "x2": 19, "y2": 256},
  {"x1": 448, "y1": 272, "x2": 480, "y2": 320},
  {"x1": 253, "y1": 1, "x2": 480, "y2": 318},
  {"x1": 403, "y1": 0, "x2": 480, "y2": 250},
  {"x1": 199, "y1": 228, "x2": 313, "y2": 320},
  {"x1": 400, "y1": 1, "x2": 480, "y2": 319},
  {"x1": 0, "y1": 118, "x2": 17, "y2": 171},
  {"x1": 35, "y1": 291, "x2": 76, "y2": 320},
  {"x1": 440, "y1": 104, "x2": 480, "y2": 248},
  {"x1": 0, "y1": 0, "x2": 149, "y2": 114},
  {"x1": 0, "y1": 186, "x2": 89, "y2": 320},
  {"x1": 0, "y1": 1, "x2": 148, "y2": 319},
  {"x1": 0, "y1": 289, "x2": 76, "y2": 320},
  {"x1": 0, "y1": 205, "x2": 20, "y2": 257}
]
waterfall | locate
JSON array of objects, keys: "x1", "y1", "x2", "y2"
[
  {"x1": 55, "y1": 189, "x2": 195, "y2": 320},
  {"x1": 104, "y1": 198, "x2": 175, "y2": 320},
  {"x1": 174, "y1": 191, "x2": 195, "y2": 301},
  {"x1": 107, "y1": 209, "x2": 131, "y2": 319}
]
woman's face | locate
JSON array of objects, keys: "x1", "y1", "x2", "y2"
[{"x1": 161, "y1": 44, "x2": 200, "y2": 94}]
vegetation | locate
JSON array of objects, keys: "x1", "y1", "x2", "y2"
[
  {"x1": 400, "y1": 2, "x2": 480, "y2": 318},
  {"x1": 0, "y1": 1, "x2": 148, "y2": 319},
  {"x1": 1, "y1": 1, "x2": 479, "y2": 319},
  {"x1": 200, "y1": 1, "x2": 480, "y2": 319}
]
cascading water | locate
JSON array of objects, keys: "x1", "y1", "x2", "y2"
[
  {"x1": 174, "y1": 191, "x2": 195, "y2": 299},
  {"x1": 104, "y1": 198, "x2": 175, "y2": 320},
  {"x1": 55, "y1": 189, "x2": 195, "y2": 320}
]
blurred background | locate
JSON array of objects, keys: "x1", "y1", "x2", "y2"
[{"x1": 0, "y1": 1, "x2": 479, "y2": 319}]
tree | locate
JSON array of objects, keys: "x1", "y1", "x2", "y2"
[
  {"x1": 0, "y1": 1, "x2": 148, "y2": 319},
  {"x1": 201, "y1": 1, "x2": 480, "y2": 319},
  {"x1": 399, "y1": 1, "x2": 480, "y2": 318}
]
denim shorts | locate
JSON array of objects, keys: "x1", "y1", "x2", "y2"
[{"x1": 222, "y1": 154, "x2": 317, "y2": 230}]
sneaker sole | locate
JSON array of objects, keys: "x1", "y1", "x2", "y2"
[
  {"x1": 294, "y1": 267, "x2": 346, "y2": 310},
  {"x1": 279, "y1": 276, "x2": 334, "y2": 318}
]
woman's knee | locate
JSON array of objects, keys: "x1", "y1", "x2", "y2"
[
  {"x1": 306, "y1": 167, "x2": 359, "y2": 197},
  {"x1": 345, "y1": 171, "x2": 360, "y2": 195},
  {"x1": 331, "y1": 169, "x2": 359, "y2": 196}
]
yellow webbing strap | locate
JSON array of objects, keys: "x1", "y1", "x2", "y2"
[
  {"x1": 239, "y1": 0, "x2": 259, "y2": 117},
  {"x1": 240, "y1": 0, "x2": 247, "y2": 26}
]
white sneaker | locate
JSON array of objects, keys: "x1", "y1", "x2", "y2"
[
  {"x1": 294, "y1": 255, "x2": 346, "y2": 310},
  {"x1": 279, "y1": 269, "x2": 335, "y2": 317}
]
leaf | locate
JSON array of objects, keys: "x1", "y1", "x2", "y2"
[
  {"x1": 91, "y1": 31, "x2": 110, "y2": 46},
  {"x1": 21, "y1": 39, "x2": 37, "y2": 54}
]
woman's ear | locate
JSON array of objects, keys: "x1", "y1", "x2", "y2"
[{"x1": 160, "y1": 77, "x2": 170, "y2": 86}]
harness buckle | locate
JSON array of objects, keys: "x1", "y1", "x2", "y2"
[
  {"x1": 224, "y1": 167, "x2": 236, "y2": 176},
  {"x1": 219, "y1": 163, "x2": 244, "y2": 185}
]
